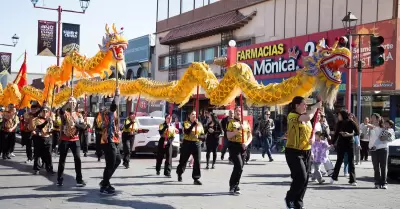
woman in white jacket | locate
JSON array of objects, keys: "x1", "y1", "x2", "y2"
[{"x1": 368, "y1": 114, "x2": 394, "y2": 189}]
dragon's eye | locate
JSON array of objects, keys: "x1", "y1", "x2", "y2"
[{"x1": 323, "y1": 51, "x2": 331, "y2": 56}]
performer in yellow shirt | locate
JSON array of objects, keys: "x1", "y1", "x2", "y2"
[
  {"x1": 122, "y1": 112, "x2": 138, "y2": 169},
  {"x1": 226, "y1": 106, "x2": 252, "y2": 195},
  {"x1": 156, "y1": 114, "x2": 176, "y2": 177},
  {"x1": 284, "y1": 96, "x2": 321, "y2": 209},
  {"x1": 176, "y1": 111, "x2": 205, "y2": 185}
]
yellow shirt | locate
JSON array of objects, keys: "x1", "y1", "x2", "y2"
[
  {"x1": 227, "y1": 119, "x2": 251, "y2": 144},
  {"x1": 122, "y1": 119, "x2": 138, "y2": 133},
  {"x1": 53, "y1": 117, "x2": 62, "y2": 131},
  {"x1": 286, "y1": 112, "x2": 312, "y2": 150},
  {"x1": 159, "y1": 123, "x2": 176, "y2": 138},
  {"x1": 183, "y1": 121, "x2": 204, "y2": 142}
]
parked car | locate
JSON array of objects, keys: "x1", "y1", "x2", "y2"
[
  {"x1": 132, "y1": 116, "x2": 180, "y2": 158},
  {"x1": 388, "y1": 139, "x2": 400, "y2": 180}
]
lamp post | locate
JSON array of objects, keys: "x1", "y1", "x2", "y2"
[
  {"x1": 30, "y1": 0, "x2": 90, "y2": 67},
  {"x1": 341, "y1": 11, "x2": 358, "y2": 113},
  {"x1": 0, "y1": 34, "x2": 19, "y2": 47}
]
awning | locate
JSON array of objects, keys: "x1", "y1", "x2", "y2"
[{"x1": 159, "y1": 10, "x2": 257, "y2": 45}]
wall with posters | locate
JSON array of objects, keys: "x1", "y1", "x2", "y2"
[{"x1": 237, "y1": 19, "x2": 398, "y2": 92}]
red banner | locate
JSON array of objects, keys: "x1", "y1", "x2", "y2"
[{"x1": 237, "y1": 19, "x2": 397, "y2": 91}]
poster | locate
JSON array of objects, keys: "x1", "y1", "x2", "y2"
[
  {"x1": 37, "y1": 20, "x2": 57, "y2": 56},
  {"x1": 0, "y1": 52, "x2": 12, "y2": 74},
  {"x1": 62, "y1": 23, "x2": 80, "y2": 57}
]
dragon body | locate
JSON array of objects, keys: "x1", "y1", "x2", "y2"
[{"x1": 0, "y1": 24, "x2": 351, "y2": 109}]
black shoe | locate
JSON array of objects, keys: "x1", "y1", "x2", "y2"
[
  {"x1": 211, "y1": 165, "x2": 215, "y2": 169},
  {"x1": 2, "y1": 155, "x2": 6, "y2": 160},
  {"x1": 234, "y1": 186, "x2": 241, "y2": 194},
  {"x1": 194, "y1": 179, "x2": 202, "y2": 185},
  {"x1": 165, "y1": 174, "x2": 171, "y2": 178},
  {"x1": 57, "y1": 178, "x2": 63, "y2": 186},
  {"x1": 221, "y1": 154, "x2": 224, "y2": 161},
  {"x1": 124, "y1": 164, "x2": 129, "y2": 169},
  {"x1": 100, "y1": 185, "x2": 116, "y2": 195},
  {"x1": 84, "y1": 153, "x2": 87, "y2": 157},
  {"x1": 269, "y1": 159, "x2": 274, "y2": 162},
  {"x1": 284, "y1": 198, "x2": 295, "y2": 209},
  {"x1": 76, "y1": 180, "x2": 86, "y2": 187},
  {"x1": 206, "y1": 165, "x2": 209, "y2": 169},
  {"x1": 97, "y1": 157, "x2": 101, "y2": 162},
  {"x1": 178, "y1": 175, "x2": 182, "y2": 182},
  {"x1": 156, "y1": 171, "x2": 160, "y2": 175},
  {"x1": 262, "y1": 153, "x2": 265, "y2": 158},
  {"x1": 6, "y1": 155, "x2": 11, "y2": 159}
]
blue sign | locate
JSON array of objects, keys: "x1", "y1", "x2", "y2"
[{"x1": 124, "y1": 35, "x2": 151, "y2": 64}]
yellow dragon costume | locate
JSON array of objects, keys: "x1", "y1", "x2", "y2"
[{"x1": 0, "y1": 24, "x2": 351, "y2": 109}]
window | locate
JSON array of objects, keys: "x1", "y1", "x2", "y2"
[
  {"x1": 157, "y1": 0, "x2": 168, "y2": 21},
  {"x1": 204, "y1": 48, "x2": 215, "y2": 61},
  {"x1": 181, "y1": 0, "x2": 193, "y2": 13},
  {"x1": 237, "y1": 39, "x2": 252, "y2": 47},
  {"x1": 169, "y1": 0, "x2": 181, "y2": 17},
  {"x1": 160, "y1": 56, "x2": 169, "y2": 69},
  {"x1": 195, "y1": 0, "x2": 204, "y2": 8},
  {"x1": 185, "y1": 52, "x2": 195, "y2": 63},
  {"x1": 177, "y1": 54, "x2": 183, "y2": 66},
  {"x1": 209, "y1": 0, "x2": 219, "y2": 3}
]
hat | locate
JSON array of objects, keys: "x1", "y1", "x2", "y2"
[{"x1": 42, "y1": 106, "x2": 50, "y2": 112}]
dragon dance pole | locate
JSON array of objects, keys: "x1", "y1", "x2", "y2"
[
  {"x1": 70, "y1": 66, "x2": 74, "y2": 96},
  {"x1": 50, "y1": 84, "x2": 56, "y2": 110},
  {"x1": 240, "y1": 94, "x2": 244, "y2": 143},
  {"x1": 165, "y1": 103, "x2": 174, "y2": 148},
  {"x1": 195, "y1": 86, "x2": 199, "y2": 134},
  {"x1": 115, "y1": 64, "x2": 120, "y2": 130},
  {"x1": 134, "y1": 94, "x2": 141, "y2": 116}
]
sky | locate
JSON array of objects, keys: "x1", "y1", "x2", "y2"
[{"x1": 0, "y1": 0, "x2": 157, "y2": 74}]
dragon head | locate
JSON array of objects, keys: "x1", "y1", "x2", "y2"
[
  {"x1": 99, "y1": 24, "x2": 128, "y2": 61},
  {"x1": 303, "y1": 38, "x2": 351, "y2": 108}
]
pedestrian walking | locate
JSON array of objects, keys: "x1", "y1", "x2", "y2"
[
  {"x1": 359, "y1": 117, "x2": 370, "y2": 161},
  {"x1": 257, "y1": 110, "x2": 274, "y2": 162},
  {"x1": 122, "y1": 112, "x2": 138, "y2": 169},
  {"x1": 205, "y1": 113, "x2": 222, "y2": 169}
]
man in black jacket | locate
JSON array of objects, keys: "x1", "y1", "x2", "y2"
[{"x1": 220, "y1": 110, "x2": 233, "y2": 161}]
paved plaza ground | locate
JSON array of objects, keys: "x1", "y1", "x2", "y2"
[{"x1": 0, "y1": 145, "x2": 399, "y2": 209}]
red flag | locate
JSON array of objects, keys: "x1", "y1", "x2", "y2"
[{"x1": 13, "y1": 51, "x2": 28, "y2": 90}]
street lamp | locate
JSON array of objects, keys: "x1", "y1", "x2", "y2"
[
  {"x1": 0, "y1": 34, "x2": 20, "y2": 47},
  {"x1": 12, "y1": 34, "x2": 19, "y2": 46},
  {"x1": 30, "y1": 0, "x2": 90, "y2": 66},
  {"x1": 79, "y1": 0, "x2": 90, "y2": 12},
  {"x1": 342, "y1": 11, "x2": 358, "y2": 33},
  {"x1": 342, "y1": 11, "x2": 363, "y2": 124}
]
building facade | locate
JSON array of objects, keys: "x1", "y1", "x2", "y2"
[{"x1": 154, "y1": 0, "x2": 400, "y2": 127}]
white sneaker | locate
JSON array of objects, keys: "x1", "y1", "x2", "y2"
[
  {"x1": 344, "y1": 173, "x2": 349, "y2": 177},
  {"x1": 381, "y1": 185, "x2": 388, "y2": 189},
  {"x1": 351, "y1": 182, "x2": 357, "y2": 186},
  {"x1": 25, "y1": 160, "x2": 32, "y2": 164},
  {"x1": 330, "y1": 178, "x2": 335, "y2": 184},
  {"x1": 10, "y1": 153, "x2": 15, "y2": 157}
]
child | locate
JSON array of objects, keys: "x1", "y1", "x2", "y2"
[{"x1": 311, "y1": 131, "x2": 330, "y2": 184}]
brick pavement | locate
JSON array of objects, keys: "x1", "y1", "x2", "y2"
[{"x1": 0, "y1": 145, "x2": 398, "y2": 209}]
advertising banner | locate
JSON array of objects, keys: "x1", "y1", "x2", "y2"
[
  {"x1": 37, "y1": 20, "x2": 57, "y2": 56},
  {"x1": 238, "y1": 19, "x2": 397, "y2": 91},
  {"x1": 0, "y1": 52, "x2": 12, "y2": 74},
  {"x1": 125, "y1": 35, "x2": 151, "y2": 64},
  {"x1": 62, "y1": 23, "x2": 80, "y2": 57}
]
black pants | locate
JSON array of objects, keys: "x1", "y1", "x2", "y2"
[
  {"x1": 33, "y1": 135, "x2": 53, "y2": 171},
  {"x1": 332, "y1": 144, "x2": 356, "y2": 183},
  {"x1": 156, "y1": 137, "x2": 173, "y2": 175},
  {"x1": 57, "y1": 140, "x2": 83, "y2": 182},
  {"x1": 206, "y1": 139, "x2": 218, "y2": 165},
  {"x1": 245, "y1": 143, "x2": 252, "y2": 162},
  {"x1": 370, "y1": 148, "x2": 388, "y2": 186},
  {"x1": 102, "y1": 143, "x2": 121, "y2": 187},
  {"x1": 122, "y1": 132, "x2": 134, "y2": 166},
  {"x1": 8, "y1": 132, "x2": 16, "y2": 153},
  {"x1": 52, "y1": 131, "x2": 60, "y2": 151},
  {"x1": 95, "y1": 132, "x2": 103, "y2": 159},
  {"x1": 176, "y1": 140, "x2": 201, "y2": 180},
  {"x1": 22, "y1": 132, "x2": 33, "y2": 160},
  {"x1": 229, "y1": 141, "x2": 245, "y2": 188},
  {"x1": 285, "y1": 148, "x2": 311, "y2": 208},
  {"x1": 79, "y1": 131, "x2": 88, "y2": 153},
  {"x1": 1, "y1": 132, "x2": 13, "y2": 157},
  {"x1": 360, "y1": 140, "x2": 369, "y2": 161}
]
